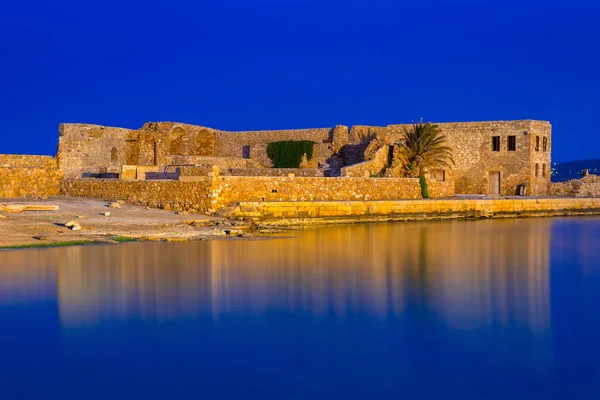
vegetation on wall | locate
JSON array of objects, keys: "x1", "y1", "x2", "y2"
[
  {"x1": 395, "y1": 119, "x2": 455, "y2": 178},
  {"x1": 419, "y1": 175, "x2": 429, "y2": 198},
  {"x1": 267, "y1": 141, "x2": 315, "y2": 168}
]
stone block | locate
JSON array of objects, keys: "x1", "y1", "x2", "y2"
[
  {"x1": 120, "y1": 165, "x2": 137, "y2": 181},
  {"x1": 136, "y1": 166, "x2": 160, "y2": 180}
]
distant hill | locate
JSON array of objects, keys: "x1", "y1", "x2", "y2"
[{"x1": 552, "y1": 159, "x2": 600, "y2": 182}]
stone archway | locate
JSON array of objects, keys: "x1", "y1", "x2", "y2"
[
  {"x1": 193, "y1": 129, "x2": 215, "y2": 156},
  {"x1": 169, "y1": 127, "x2": 189, "y2": 156}
]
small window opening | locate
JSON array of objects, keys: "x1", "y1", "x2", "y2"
[
  {"x1": 433, "y1": 169, "x2": 445, "y2": 182},
  {"x1": 535, "y1": 163, "x2": 539, "y2": 177},
  {"x1": 492, "y1": 136, "x2": 500, "y2": 152},
  {"x1": 542, "y1": 137, "x2": 548, "y2": 152},
  {"x1": 507, "y1": 136, "x2": 516, "y2": 151},
  {"x1": 542, "y1": 164, "x2": 546, "y2": 178},
  {"x1": 535, "y1": 136, "x2": 540, "y2": 152},
  {"x1": 242, "y1": 145, "x2": 251, "y2": 159},
  {"x1": 110, "y1": 147, "x2": 118, "y2": 162}
]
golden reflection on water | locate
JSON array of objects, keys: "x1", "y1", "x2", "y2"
[{"x1": 0, "y1": 219, "x2": 551, "y2": 332}]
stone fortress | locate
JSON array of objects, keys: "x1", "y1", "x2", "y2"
[{"x1": 4, "y1": 117, "x2": 593, "y2": 218}]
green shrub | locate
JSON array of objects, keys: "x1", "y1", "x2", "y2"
[
  {"x1": 419, "y1": 175, "x2": 429, "y2": 198},
  {"x1": 267, "y1": 141, "x2": 315, "y2": 168}
]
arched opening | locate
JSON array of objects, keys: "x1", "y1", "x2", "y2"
[
  {"x1": 110, "y1": 147, "x2": 118, "y2": 162},
  {"x1": 169, "y1": 127, "x2": 189, "y2": 156},
  {"x1": 193, "y1": 129, "x2": 215, "y2": 156}
]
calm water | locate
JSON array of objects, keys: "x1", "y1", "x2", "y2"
[{"x1": 1, "y1": 218, "x2": 600, "y2": 399}]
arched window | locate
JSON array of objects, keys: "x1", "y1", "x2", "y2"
[
  {"x1": 193, "y1": 129, "x2": 215, "y2": 156},
  {"x1": 111, "y1": 147, "x2": 118, "y2": 162},
  {"x1": 169, "y1": 127, "x2": 188, "y2": 155}
]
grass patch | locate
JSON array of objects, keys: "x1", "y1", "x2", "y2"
[
  {"x1": 112, "y1": 236, "x2": 137, "y2": 243},
  {"x1": 0, "y1": 240, "x2": 103, "y2": 250}
]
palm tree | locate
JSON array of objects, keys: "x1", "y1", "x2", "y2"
[{"x1": 395, "y1": 119, "x2": 454, "y2": 178}]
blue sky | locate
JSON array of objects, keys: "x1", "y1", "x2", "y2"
[{"x1": 1, "y1": 0, "x2": 598, "y2": 161}]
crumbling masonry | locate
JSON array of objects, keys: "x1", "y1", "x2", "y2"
[{"x1": 1, "y1": 120, "x2": 554, "y2": 212}]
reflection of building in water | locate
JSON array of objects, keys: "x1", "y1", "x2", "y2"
[
  {"x1": 54, "y1": 220, "x2": 551, "y2": 334},
  {"x1": 56, "y1": 243, "x2": 215, "y2": 326},
  {"x1": 0, "y1": 251, "x2": 58, "y2": 306}
]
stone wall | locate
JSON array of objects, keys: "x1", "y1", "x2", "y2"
[
  {"x1": 165, "y1": 156, "x2": 254, "y2": 169},
  {"x1": 369, "y1": 120, "x2": 552, "y2": 196},
  {"x1": 548, "y1": 175, "x2": 600, "y2": 197},
  {"x1": 341, "y1": 145, "x2": 389, "y2": 177},
  {"x1": 528, "y1": 121, "x2": 553, "y2": 196},
  {"x1": 213, "y1": 127, "x2": 333, "y2": 158},
  {"x1": 428, "y1": 179, "x2": 456, "y2": 198},
  {"x1": 58, "y1": 124, "x2": 134, "y2": 180},
  {"x1": 210, "y1": 176, "x2": 453, "y2": 212},
  {"x1": 64, "y1": 175, "x2": 453, "y2": 214},
  {"x1": 0, "y1": 155, "x2": 62, "y2": 198},
  {"x1": 64, "y1": 179, "x2": 212, "y2": 212},
  {"x1": 0, "y1": 154, "x2": 57, "y2": 169},
  {"x1": 56, "y1": 119, "x2": 551, "y2": 196},
  {"x1": 232, "y1": 197, "x2": 600, "y2": 224},
  {"x1": 58, "y1": 122, "x2": 337, "y2": 180},
  {"x1": 222, "y1": 168, "x2": 325, "y2": 177}
]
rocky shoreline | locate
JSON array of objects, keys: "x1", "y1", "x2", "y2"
[
  {"x1": 3, "y1": 195, "x2": 600, "y2": 250},
  {"x1": 0, "y1": 196, "x2": 285, "y2": 249}
]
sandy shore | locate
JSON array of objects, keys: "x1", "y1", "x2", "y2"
[{"x1": 0, "y1": 196, "x2": 270, "y2": 248}]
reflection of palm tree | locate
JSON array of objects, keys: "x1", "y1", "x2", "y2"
[{"x1": 403, "y1": 227, "x2": 435, "y2": 319}]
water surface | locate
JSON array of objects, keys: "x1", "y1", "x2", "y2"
[{"x1": 1, "y1": 218, "x2": 600, "y2": 399}]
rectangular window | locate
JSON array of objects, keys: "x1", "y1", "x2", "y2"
[
  {"x1": 542, "y1": 164, "x2": 546, "y2": 178},
  {"x1": 535, "y1": 136, "x2": 540, "y2": 151},
  {"x1": 543, "y1": 137, "x2": 548, "y2": 152},
  {"x1": 433, "y1": 169, "x2": 445, "y2": 182},
  {"x1": 492, "y1": 136, "x2": 500, "y2": 152},
  {"x1": 507, "y1": 136, "x2": 516, "y2": 151},
  {"x1": 535, "y1": 163, "x2": 539, "y2": 177}
]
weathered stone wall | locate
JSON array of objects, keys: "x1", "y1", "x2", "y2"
[
  {"x1": 213, "y1": 127, "x2": 333, "y2": 158},
  {"x1": 56, "y1": 119, "x2": 551, "y2": 196},
  {"x1": 232, "y1": 197, "x2": 600, "y2": 224},
  {"x1": 58, "y1": 124, "x2": 134, "y2": 180},
  {"x1": 0, "y1": 154, "x2": 57, "y2": 169},
  {"x1": 64, "y1": 176, "x2": 452, "y2": 214},
  {"x1": 369, "y1": 120, "x2": 552, "y2": 196},
  {"x1": 548, "y1": 181, "x2": 571, "y2": 197},
  {"x1": 428, "y1": 179, "x2": 456, "y2": 198},
  {"x1": 349, "y1": 125, "x2": 388, "y2": 143},
  {"x1": 222, "y1": 168, "x2": 325, "y2": 177},
  {"x1": 64, "y1": 179, "x2": 212, "y2": 212},
  {"x1": 166, "y1": 156, "x2": 254, "y2": 169},
  {"x1": 58, "y1": 122, "x2": 337, "y2": 179},
  {"x1": 211, "y1": 176, "x2": 453, "y2": 211},
  {"x1": 548, "y1": 175, "x2": 600, "y2": 197},
  {"x1": 341, "y1": 145, "x2": 389, "y2": 177},
  {"x1": 0, "y1": 155, "x2": 62, "y2": 198},
  {"x1": 529, "y1": 121, "x2": 552, "y2": 196},
  {"x1": 331, "y1": 125, "x2": 349, "y2": 153}
]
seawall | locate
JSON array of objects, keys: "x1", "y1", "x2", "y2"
[{"x1": 230, "y1": 198, "x2": 600, "y2": 226}]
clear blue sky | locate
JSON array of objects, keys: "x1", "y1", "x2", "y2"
[{"x1": 1, "y1": 0, "x2": 598, "y2": 161}]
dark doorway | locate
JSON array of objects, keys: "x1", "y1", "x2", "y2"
[{"x1": 242, "y1": 145, "x2": 251, "y2": 159}]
